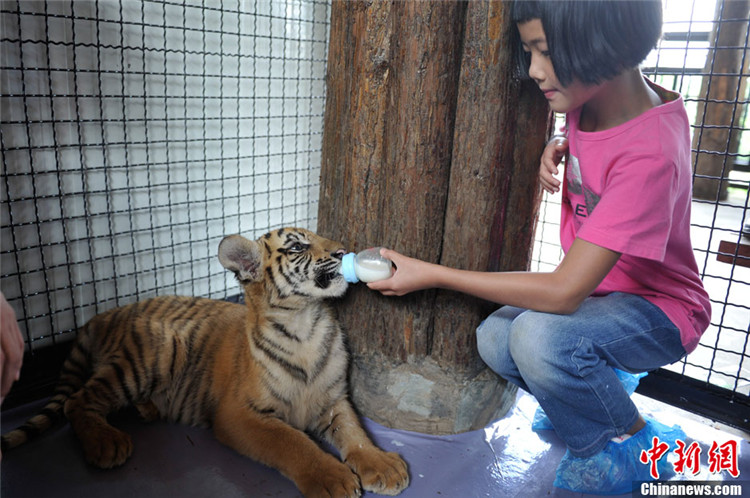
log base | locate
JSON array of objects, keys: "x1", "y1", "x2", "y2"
[{"x1": 349, "y1": 353, "x2": 518, "y2": 435}]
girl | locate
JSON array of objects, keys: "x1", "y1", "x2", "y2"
[{"x1": 369, "y1": 0, "x2": 711, "y2": 494}]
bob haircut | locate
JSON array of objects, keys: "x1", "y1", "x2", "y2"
[{"x1": 512, "y1": 0, "x2": 662, "y2": 86}]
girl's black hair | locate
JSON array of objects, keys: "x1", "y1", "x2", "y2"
[{"x1": 512, "y1": 0, "x2": 663, "y2": 86}]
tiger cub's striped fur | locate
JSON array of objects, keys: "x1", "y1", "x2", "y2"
[{"x1": 1, "y1": 228, "x2": 409, "y2": 498}]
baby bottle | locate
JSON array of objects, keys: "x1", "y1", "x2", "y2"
[{"x1": 340, "y1": 247, "x2": 393, "y2": 283}]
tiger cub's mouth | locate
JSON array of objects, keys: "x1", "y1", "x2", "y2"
[{"x1": 314, "y1": 263, "x2": 345, "y2": 290}]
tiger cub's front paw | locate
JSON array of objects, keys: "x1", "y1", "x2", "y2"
[
  {"x1": 297, "y1": 458, "x2": 362, "y2": 498},
  {"x1": 346, "y1": 447, "x2": 409, "y2": 496},
  {"x1": 80, "y1": 425, "x2": 133, "y2": 469}
]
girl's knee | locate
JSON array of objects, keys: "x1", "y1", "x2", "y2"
[
  {"x1": 476, "y1": 319, "x2": 500, "y2": 370},
  {"x1": 508, "y1": 313, "x2": 546, "y2": 362},
  {"x1": 476, "y1": 312, "x2": 516, "y2": 376},
  {"x1": 508, "y1": 313, "x2": 570, "y2": 377}
]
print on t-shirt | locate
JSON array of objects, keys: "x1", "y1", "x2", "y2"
[{"x1": 567, "y1": 154, "x2": 601, "y2": 218}]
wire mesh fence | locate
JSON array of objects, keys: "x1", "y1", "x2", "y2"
[
  {"x1": 531, "y1": 0, "x2": 749, "y2": 425},
  {"x1": 0, "y1": 0, "x2": 330, "y2": 352}
]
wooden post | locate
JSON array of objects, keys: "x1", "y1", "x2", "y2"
[
  {"x1": 692, "y1": 0, "x2": 750, "y2": 201},
  {"x1": 318, "y1": 0, "x2": 549, "y2": 434}
]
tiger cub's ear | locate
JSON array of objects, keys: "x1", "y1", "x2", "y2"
[{"x1": 218, "y1": 235, "x2": 263, "y2": 283}]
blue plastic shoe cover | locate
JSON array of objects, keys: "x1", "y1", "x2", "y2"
[
  {"x1": 553, "y1": 418, "x2": 686, "y2": 495},
  {"x1": 615, "y1": 369, "x2": 647, "y2": 394},
  {"x1": 531, "y1": 405, "x2": 555, "y2": 431},
  {"x1": 531, "y1": 369, "x2": 647, "y2": 433}
]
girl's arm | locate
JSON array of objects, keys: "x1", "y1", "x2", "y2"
[{"x1": 367, "y1": 238, "x2": 620, "y2": 314}]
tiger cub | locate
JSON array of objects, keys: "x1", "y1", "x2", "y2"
[{"x1": 1, "y1": 227, "x2": 409, "y2": 497}]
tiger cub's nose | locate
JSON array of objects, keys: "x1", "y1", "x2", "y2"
[{"x1": 331, "y1": 249, "x2": 346, "y2": 260}]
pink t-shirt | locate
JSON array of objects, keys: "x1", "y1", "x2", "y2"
[{"x1": 560, "y1": 81, "x2": 711, "y2": 353}]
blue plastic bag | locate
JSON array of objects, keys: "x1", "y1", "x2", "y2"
[{"x1": 554, "y1": 417, "x2": 686, "y2": 495}]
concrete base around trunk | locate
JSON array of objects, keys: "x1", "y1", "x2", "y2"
[{"x1": 349, "y1": 353, "x2": 518, "y2": 435}]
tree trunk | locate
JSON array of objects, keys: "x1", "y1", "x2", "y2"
[
  {"x1": 318, "y1": 0, "x2": 549, "y2": 434},
  {"x1": 692, "y1": 0, "x2": 750, "y2": 201}
]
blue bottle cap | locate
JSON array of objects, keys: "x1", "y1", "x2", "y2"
[{"x1": 341, "y1": 252, "x2": 359, "y2": 283}]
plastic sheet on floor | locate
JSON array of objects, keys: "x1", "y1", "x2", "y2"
[{"x1": 2, "y1": 391, "x2": 747, "y2": 498}]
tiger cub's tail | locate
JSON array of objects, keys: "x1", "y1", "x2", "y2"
[{"x1": 1, "y1": 328, "x2": 93, "y2": 452}]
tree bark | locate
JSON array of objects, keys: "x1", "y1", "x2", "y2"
[
  {"x1": 319, "y1": 0, "x2": 549, "y2": 434},
  {"x1": 692, "y1": 0, "x2": 750, "y2": 201},
  {"x1": 432, "y1": 1, "x2": 550, "y2": 371}
]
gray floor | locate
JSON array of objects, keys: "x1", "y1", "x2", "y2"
[{"x1": 2, "y1": 389, "x2": 748, "y2": 498}]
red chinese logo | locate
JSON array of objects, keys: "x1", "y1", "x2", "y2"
[
  {"x1": 639, "y1": 437, "x2": 740, "y2": 479},
  {"x1": 673, "y1": 440, "x2": 701, "y2": 476},
  {"x1": 639, "y1": 436, "x2": 670, "y2": 479},
  {"x1": 708, "y1": 440, "x2": 739, "y2": 478}
]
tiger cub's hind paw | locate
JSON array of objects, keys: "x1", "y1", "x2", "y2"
[
  {"x1": 80, "y1": 425, "x2": 133, "y2": 469},
  {"x1": 346, "y1": 448, "x2": 409, "y2": 496}
]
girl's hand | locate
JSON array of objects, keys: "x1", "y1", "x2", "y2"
[
  {"x1": 0, "y1": 293, "x2": 24, "y2": 403},
  {"x1": 367, "y1": 248, "x2": 438, "y2": 296},
  {"x1": 540, "y1": 135, "x2": 568, "y2": 194}
]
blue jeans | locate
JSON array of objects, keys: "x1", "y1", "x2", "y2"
[{"x1": 476, "y1": 292, "x2": 686, "y2": 458}]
